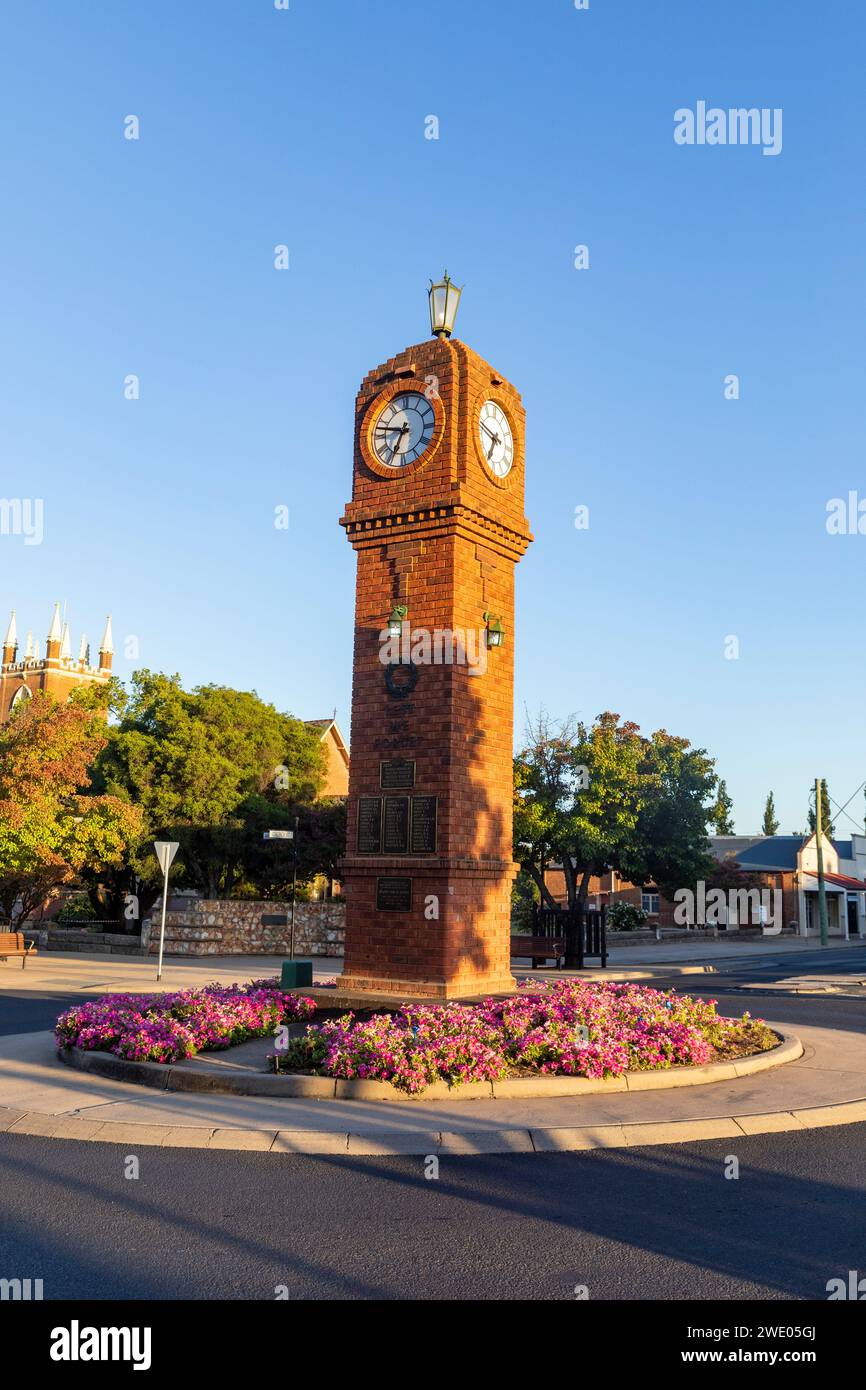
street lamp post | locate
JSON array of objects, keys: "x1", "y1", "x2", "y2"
[
  {"x1": 263, "y1": 819, "x2": 311, "y2": 988},
  {"x1": 152, "y1": 841, "x2": 179, "y2": 982}
]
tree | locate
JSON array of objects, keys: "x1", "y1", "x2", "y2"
[
  {"x1": 234, "y1": 796, "x2": 347, "y2": 899},
  {"x1": 762, "y1": 792, "x2": 779, "y2": 836},
  {"x1": 0, "y1": 692, "x2": 143, "y2": 922},
  {"x1": 514, "y1": 712, "x2": 716, "y2": 966},
  {"x1": 807, "y1": 780, "x2": 834, "y2": 838},
  {"x1": 708, "y1": 779, "x2": 735, "y2": 835},
  {"x1": 618, "y1": 729, "x2": 719, "y2": 901},
  {"x1": 89, "y1": 672, "x2": 329, "y2": 907}
]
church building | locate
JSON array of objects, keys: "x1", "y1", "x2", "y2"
[{"x1": 0, "y1": 603, "x2": 114, "y2": 722}]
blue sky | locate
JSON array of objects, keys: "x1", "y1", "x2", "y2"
[{"x1": 1, "y1": 0, "x2": 864, "y2": 836}]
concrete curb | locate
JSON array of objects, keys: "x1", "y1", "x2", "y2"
[
  {"x1": 56, "y1": 1031, "x2": 803, "y2": 1102},
  {"x1": 5, "y1": 1092, "x2": 866, "y2": 1156},
  {"x1": 9, "y1": 1027, "x2": 866, "y2": 1156}
]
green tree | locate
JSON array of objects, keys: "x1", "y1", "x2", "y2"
[
  {"x1": 618, "y1": 729, "x2": 719, "y2": 901},
  {"x1": 762, "y1": 792, "x2": 779, "y2": 836},
  {"x1": 236, "y1": 796, "x2": 347, "y2": 899},
  {"x1": 0, "y1": 692, "x2": 143, "y2": 922},
  {"x1": 708, "y1": 779, "x2": 735, "y2": 835},
  {"x1": 807, "y1": 779, "x2": 834, "y2": 838},
  {"x1": 90, "y1": 671, "x2": 328, "y2": 906},
  {"x1": 514, "y1": 712, "x2": 716, "y2": 966}
]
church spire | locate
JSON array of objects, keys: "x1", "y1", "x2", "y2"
[
  {"x1": 98, "y1": 615, "x2": 113, "y2": 672},
  {"x1": 46, "y1": 602, "x2": 62, "y2": 660},
  {"x1": 60, "y1": 621, "x2": 72, "y2": 659},
  {"x1": 78, "y1": 634, "x2": 89, "y2": 664},
  {"x1": 2, "y1": 611, "x2": 17, "y2": 665}
]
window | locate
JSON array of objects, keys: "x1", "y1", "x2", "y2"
[
  {"x1": 10, "y1": 685, "x2": 32, "y2": 708},
  {"x1": 641, "y1": 889, "x2": 660, "y2": 916}
]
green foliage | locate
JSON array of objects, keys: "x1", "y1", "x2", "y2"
[
  {"x1": 762, "y1": 791, "x2": 779, "y2": 836},
  {"x1": 510, "y1": 871, "x2": 539, "y2": 930},
  {"x1": 89, "y1": 671, "x2": 332, "y2": 902},
  {"x1": 607, "y1": 902, "x2": 649, "y2": 932},
  {"x1": 514, "y1": 711, "x2": 716, "y2": 962},
  {"x1": 807, "y1": 779, "x2": 834, "y2": 837},
  {"x1": 56, "y1": 892, "x2": 100, "y2": 922},
  {"x1": 708, "y1": 779, "x2": 735, "y2": 836}
]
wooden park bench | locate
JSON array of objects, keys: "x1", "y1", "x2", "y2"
[
  {"x1": 510, "y1": 935, "x2": 566, "y2": 968},
  {"x1": 0, "y1": 931, "x2": 37, "y2": 969}
]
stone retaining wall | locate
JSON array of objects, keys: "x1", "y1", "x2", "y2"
[
  {"x1": 142, "y1": 899, "x2": 346, "y2": 957},
  {"x1": 22, "y1": 928, "x2": 145, "y2": 955}
]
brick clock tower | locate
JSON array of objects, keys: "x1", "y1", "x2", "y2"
[{"x1": 338, "y1": 277, "x2": 532, "y2": 1000}]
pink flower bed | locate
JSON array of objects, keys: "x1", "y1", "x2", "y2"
[
  {"x1": 270, "y1": 980, "x2": 777, "y2": 1094},
  {"x1": 55, "y1": 982, "x2": 316, "y2": 1064}
]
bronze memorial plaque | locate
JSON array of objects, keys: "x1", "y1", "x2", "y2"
[
  {"x1": 380, "y1": 758, "x2": 416, "y2": 790},
  {"x1": 382, "y1": 795, "x2": 410, "y2": 854},
  {"x1": 376, "y1": 877, "x2": 412, "y2": 912},
  {"x1": 410, "y1": 795, "x2": 437, "y2": 853},
  {"x1": 357, "y1": 796, "x2": 383, "y2": 854}
]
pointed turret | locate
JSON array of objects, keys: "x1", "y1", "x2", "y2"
[
  {"x1": 46, "y1": 602, "x2": 62, "y2": 660},
  {"x1": 78, "y1": 634, "x2": 89, "y2": 664},
  {"x1": 2, "y1": 611, "x2": 17, "y2": 665},
  {"x1": 98, "y1": 615, "x2": 113, "y2": 673},
  {"x1": 24, "y1": 631, "x2": 33, "y2": 661},
  {"x1": 60, "y1": 621, "x2": 72, "y2": 660}
]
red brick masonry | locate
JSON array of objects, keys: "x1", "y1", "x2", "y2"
[{"x1": 338, "y1": 336, "x2": 532, "y2": 998}]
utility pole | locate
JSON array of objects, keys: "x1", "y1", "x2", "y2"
[{"x1": 814, "y1": 777, "x2": 829, "y2": 947}]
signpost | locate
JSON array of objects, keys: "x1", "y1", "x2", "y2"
[
  {"x1": 152, "y1": 840, "x2": 179, "y2": 982},
  {"x1": 262, "y1": 820, "x2": 311, "y2": 987}
]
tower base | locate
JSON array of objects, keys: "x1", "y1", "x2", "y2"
[{"x1": 334, "y1": 971, "x2": 518, "y2": 1002}]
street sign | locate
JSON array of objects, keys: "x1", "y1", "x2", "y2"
[
  {"x1": 152, "y1": 842, "x2": 179, "y2": 983},
  {"x1": 263, "y1": 830, "x2": 294, "y2": 840},
  {"x1": 153, "y1": 841, "x2": 179, "y2": 874}
]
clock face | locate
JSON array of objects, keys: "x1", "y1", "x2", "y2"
[
  {"x1": 372, "y1": 391, "x2": 436, "y2": 467},
  {"x1": 478, "y1": 400, "x2": 514, "y2": 477}
]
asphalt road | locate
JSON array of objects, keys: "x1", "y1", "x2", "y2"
[
  {"x1": 1, "y1": 1124, "x2": 864, "y2": 1300},
  {"x1": 0, "y1": 988, "x2": 83, "y2": 1036},
  {"x1": 2, "y1": 951, "x2": 865, "y2": 1302}
]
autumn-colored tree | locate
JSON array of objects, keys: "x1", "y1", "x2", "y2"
[{"x1": 0, "y1": 692, "x2": 143, "y2": 922}]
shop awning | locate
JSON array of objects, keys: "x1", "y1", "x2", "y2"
[{"x1": 803, "y1": 871, "x2": 866, "y2": 892}]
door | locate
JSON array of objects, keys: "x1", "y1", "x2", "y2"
[{"x1": 848, "y1": 897, "x2": 860, "y2": 936}]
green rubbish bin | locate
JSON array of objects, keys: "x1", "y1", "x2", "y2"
[{"x1": 280, "y1": 959, "x2": 314, "y2": 989}]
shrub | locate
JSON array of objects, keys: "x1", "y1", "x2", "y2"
[{"x1": 607, "y1": 902, "x2": 649, "y2": 932}]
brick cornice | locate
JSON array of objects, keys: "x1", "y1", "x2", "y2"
[{"x1": 341, "y1": 496, "x2": 532, "y2": 562}]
